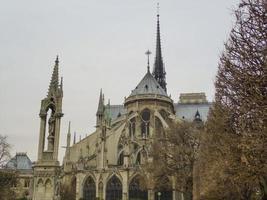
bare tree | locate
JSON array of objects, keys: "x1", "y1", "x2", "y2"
[
  {"x1": 0, "y1": 135, "x2": 11, "y2": 168},
  {"x1": 215, "y1": 0, "x2": 266, "y2": 134},
  {"x1": 198, "y1": 0, "x2": 267, "y2": 199},
  {"x1": 60, "y1": 183, "x2": 76, "y2": 200},
  {"x1": 144, "y1": 121, "x2": 201, "y2": 199},
  {"x1": 0, "y1": 170, "x2": 17, "y2": 200}
]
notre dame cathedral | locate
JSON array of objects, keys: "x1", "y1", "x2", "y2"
[{"x1": 31, "y1": 13, "x2": 210, "y2": 200}]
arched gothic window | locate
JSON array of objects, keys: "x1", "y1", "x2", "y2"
[
  {"x1": 83, "y1": 176, "x2": 96, "y2": 200},
  {"x1": 45, "y1": 179, "x2": 52, "y2": 198},
  {"x1": 129, "y1": 176, "x2": 147, "y2": 200},
  {"x1": 118, "y1": 152, "x2": 124, "y2": 166},
  {"x1": 129, "y1": 117, "x2": 136, "y2": 138},
  {"x1": 106, "y1": 176, "x2": 122, "y2": 200},
  {"x1": 37, "y1": 179, "x2": 44, "y2": 194},
  {"x1": 141, "y1": 109, "x2": 150, "y2": 138}
]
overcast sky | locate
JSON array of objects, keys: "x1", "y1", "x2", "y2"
[{"x1": 0, "y1": 0, "x2": 239, "y2": 162}]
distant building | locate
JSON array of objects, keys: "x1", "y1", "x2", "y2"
[
  {"x1": 5, "y1": 152, "x2": 33, "y2": 199},
  {"x1": 31, "y1": 13, "x2": 211, "y2": 200}
]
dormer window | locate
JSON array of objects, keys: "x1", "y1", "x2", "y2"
[
  {"x1": 194, "y1": 110, "x2": 202, "y2": 122},
  {"x1": 145, "y1": 85, "x2": 148, "y2": 90}
]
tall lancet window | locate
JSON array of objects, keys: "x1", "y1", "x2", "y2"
[
  {"x1": 129, "y1": 117, "x2": 136, "y2": 138},
  {"x1": 141, "y1": 109, "x2": 150, "y2": 138}
]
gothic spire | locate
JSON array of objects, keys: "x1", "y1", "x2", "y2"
[
  {"x1": 96, "y1": 89, "x2": 105, "y2": 127},
  {"x1": 65, "y1": 121, "x2": 71, "y2": 160},
  {"x1": 73, "y1": 131, "x2": 76, "y2": 145},
  {"x1": 67, "y1": 121, "x2": 71, "y2": 148},
  {"x1": 48, "y1": 56, "x2": 60, "y2": 96},
  {"x1": 152, "y1": 6, "x2": 167, "y2": 92},
  {"x1": 96, "y1": 89, "x2": 105, "y2": 115}
]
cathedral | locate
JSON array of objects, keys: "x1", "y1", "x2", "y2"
[{"x1": 31, "y1": 13, "x2": 210, "y2": 200}]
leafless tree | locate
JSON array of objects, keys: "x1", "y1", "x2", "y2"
[
  {"x1": 198, "y1": 0, "x2": 267, "y2": 199},
  {"x1": 143, "y1": 121, "x2": 201, "y2": 200},
  {"x1": 0, "y1": 135, "x2": 11, "y2": 168}
]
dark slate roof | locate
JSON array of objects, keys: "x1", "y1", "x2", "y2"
[
  {"x1": 107, "y1": 103, "x2": 211, "y2": 122},
  {"x1": 6, "y1": 153, "x2": 32, "y2": 171},
  {"x1": 175, "y1": 103, "x2": 211, "y2": 121},
  {"x1": 107, "y1": 105, "x2": 126, "y2": 121},
  {"x1": 129, "y1": 71, "x2": 167, "y2": 97}
]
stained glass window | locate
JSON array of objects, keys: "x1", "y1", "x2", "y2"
[
  {"x1": 83, "y1": 176, "x2": 96, "y2": 200},
  {"x1": 106, "y1": 176, "x2": 122, "y2": 200}
]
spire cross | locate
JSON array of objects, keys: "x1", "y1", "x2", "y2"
[
  {"x1": 55, "y1": 55, "x2": 59, "y2": 65},
  {"x1": 157, "y1": 3, "x2": 160, "y2": 17},
  {"x1": 145, "y1": 50, "x2": 152, "y2": 72}
]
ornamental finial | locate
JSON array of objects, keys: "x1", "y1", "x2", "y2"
[{"x1": 145, "y1": 50, "x2": 152, "y2": 72}]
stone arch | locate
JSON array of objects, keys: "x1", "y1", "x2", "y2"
[
  {"x1": 82, "y1": 173, "x2": 97, "y2": 186},
  {"x1": 129, "y1": 175, "x2": 148, "y2": 200},
  {"x1": 45, "y1": 102, "x2": 56, "y2": 112},
  {"x1": 37, "y1": 178, "x2": 44, "y2": 186},
  {"x1": 135, "y1": 148, "x2": 148, "y2": 165},
  {"x1": 36, "y1": 178, "x2": 44, "y2": 196},
  {"x1": 106, "y1": 175, "x2": 122, "y2": 200},
  {"x1": 45, "y1": 179, "x2": 53, "y2": 198},
  {"x1": 83, "y1": 175, "x2": 96, "y2": 200},
  {"x1": 106, "y1": 172, "x2": 123, "y2": 186},
  {"x1": 45, "y1": 178, "x2": 52, "y2": 189}
]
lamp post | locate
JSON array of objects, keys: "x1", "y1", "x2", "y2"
[{"x1": 157, "y1": 192, "x2": 161, "y2": 200}]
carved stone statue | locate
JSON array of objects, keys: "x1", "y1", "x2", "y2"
[{"x1": 48, "y1": 114, "x2": 56, "y2": 136}]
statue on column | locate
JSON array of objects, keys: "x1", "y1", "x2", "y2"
[
  {"x1": 48, "y1": 113, "x2": 56, "y2": 136},
  {"x1": 47, "y1": 113, "x2": 56, "y2": 151}
]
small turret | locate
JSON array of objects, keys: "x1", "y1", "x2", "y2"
[
  {"x1": 96, "y1": 89, "x2": 105, "y2": 128},
  {"x1": 73, "y1": 131, "x2": 76, "y2": 145},
  {"x1": 67, "y1": 121, "x2": 71, "y2": 147},
  {"x1": 194, "y1": 110, "x2": 202, "y2": 122},
  {"x1": 65, "y1": 121, "x2": 71, "y2": 160}
]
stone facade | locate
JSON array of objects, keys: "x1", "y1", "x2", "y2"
[{"x1": 30, "y1": 15, "x2": 211, "y2": 200}]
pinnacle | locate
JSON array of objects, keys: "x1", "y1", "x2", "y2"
[{"x1": 47, "y1": 56, "x2": 60, "y2": 96}]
